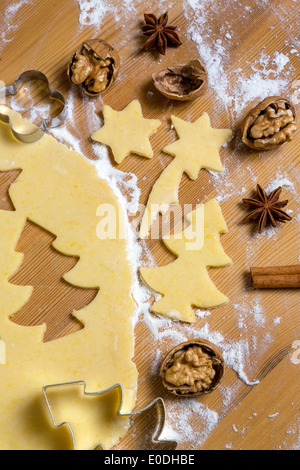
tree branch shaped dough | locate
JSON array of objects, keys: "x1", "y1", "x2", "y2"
[
  {"x1": 140, "y1": 199, "x2": 232, "y2": 323},
  {"x1": 139, "y1": 113, "x2": 232, "y2": 239}
]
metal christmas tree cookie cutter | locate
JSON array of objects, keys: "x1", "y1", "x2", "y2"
[
  {"x1": 0, "y1": 70, "x2": 65, "y2": 143},
  {"x1": 43, "y1": 380, "x2": 178, "y2": 451}
]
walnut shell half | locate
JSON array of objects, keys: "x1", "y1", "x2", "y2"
[
  {"x1": 160, "y1": 339, "x2": 224, "y2": 397},
  {"x1": 68, "y1": 39, "x2": 120, "y2": 96},
  {"x1": 241, "y1": 96, "x2": 297, "y2": 150},
  {"x1": 152, "y1": 59, "x2": 208, "y2": 101}
]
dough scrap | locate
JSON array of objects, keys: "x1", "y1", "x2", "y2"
[
  {"x1": 0, "y1": 106, "x2": 137, "y2": 450},
  {"x1": 140, "y1": 199, "x2": 232, "y2": 323},
  {"x1": 139, "y1": 113, "x2": 232, "y2": 239},
  {"x1": 91, "y1": 99, "x2": 161, "y2": 164}
]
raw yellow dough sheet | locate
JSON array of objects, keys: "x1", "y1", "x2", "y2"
[
  {"x1": 91, "y1": 99, "x2": 161, "y2": 164},
  {"x1": 0, "y1": 106, "x2": 138, "y2": 450},
  {"x1": 140, "y1": 199, "x2": 232, "y2": 323},
  {"x1": 139, "y1": 113, "x2": 232, "y2": 239}
]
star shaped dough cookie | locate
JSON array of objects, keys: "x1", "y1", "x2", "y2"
[
  {"x1": 164, "y1": 112, "x2": 232, "y2": 176},
  {"x1": 91, "y1": 100, "x2": 161, "y2": 164}
]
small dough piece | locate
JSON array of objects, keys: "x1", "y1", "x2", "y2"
[
  {"x1": 91, "y1": 99, "x2": 161, "y2": 163},
  {"x1": 140, "y1": 199, "x2": 232, "y2": 323},
  {"x1": 139, "y1": 113, "x2": 232, "y2": 239},
  {"x1": 0, "y1": 106, "x2": 137, "y2": 450}
]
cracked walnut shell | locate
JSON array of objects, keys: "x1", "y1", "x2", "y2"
[
  {"x1": 241, "y1": 96, "x2": 297, "y2": 150},
  {"x1": 68, "y1": 39, "x2": 120, "y2": 96},
  {"x1": 152, "y1": 59, "x2": 208, "y2": 101},
  {"x1": 160, "y1": 339, "x2": 224, "y2": 397}
]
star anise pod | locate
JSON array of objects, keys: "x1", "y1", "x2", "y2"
[
  {"x1": 141, "y1": 12, "x2": 182, "y2": 55},
  {"x1": 242, "y1": 184, "x2": 292, "y2": 233}
]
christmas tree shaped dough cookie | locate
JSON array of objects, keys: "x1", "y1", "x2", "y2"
[
  {"x1": 91, "y1": 99, "x2": 161, "y2": 163},
  {"x1": 139, "y1": 113, "x2": 232, "y2": 238},
  {"x1": 140, "y1": 199, "x2": 232, "y2": 322},
  {"x1": 0, "y1": 105, "x2": 137, "y2": 450}
]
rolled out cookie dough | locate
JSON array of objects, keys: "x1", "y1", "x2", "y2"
[{"x1": 0, "y1": 106, "x2": 137, "y2": 450}]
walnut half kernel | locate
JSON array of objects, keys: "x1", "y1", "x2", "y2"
[
  {"x1": 68, "y1": 39, "x2": 120, "y2": 96},
  {"x1": 160, "y1": 339, "x2": 224, "y2": 397},
  {"x1": 241, "y1": 96, "x2": 297, "y2": 150}
]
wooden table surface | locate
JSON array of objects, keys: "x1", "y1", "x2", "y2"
[{"x1": 0, "y1": 0, "x2": 299, "y2": 450}]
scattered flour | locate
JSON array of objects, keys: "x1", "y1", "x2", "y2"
[
  {"x1": 75, "y1": 0, "x2": 175, "y2": 28},
  {"x1": 285, "y1": 419, "x2": 300, "y2": 450},
  {"x1": 268, "y1": 412, "x2": 279, "y2": 418},
  {"x1": 0, "y1": 0, "x2": 32, "y2": 52},
  {"x1": 75, "y1": 0, "x2": 112, "y2": 26},
  {"x1": 184, "y1": 0, "x2": 295, "y2": 118},
  {"x1": 234, "y1": 297, "x2": 266, "y2": 329},
  {"x1": 161, "y1": 398, "x2": 219, "y2": 450},
  {"x1": 265, "y1": 171, "x2": 296, "y2": 196}
]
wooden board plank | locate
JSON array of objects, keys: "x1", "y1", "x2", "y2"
[{"x1": 0, "y1": 0, "x2": 299, "y2": 450}]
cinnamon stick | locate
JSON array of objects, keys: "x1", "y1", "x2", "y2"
[{"x1": 251, "y1": 265, "x2": 300, "y2": 289}]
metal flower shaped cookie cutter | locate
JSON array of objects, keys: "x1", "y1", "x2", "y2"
[
  {"x1": 43, "y1": 380, "x2": 178, "y2": 451},
  {"x1": 0, "y1": 70, "x2": 65, "y2": 143}
]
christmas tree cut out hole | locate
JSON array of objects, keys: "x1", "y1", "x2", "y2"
[
  {"x1": 9, "y1": 220, "x2": 98, "y2": 342},
  {"x1": 0, "y1": 170, "x2": 22, "y2": 211}
]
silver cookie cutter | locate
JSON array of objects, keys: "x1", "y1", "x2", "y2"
[
  {"x1": 0, "y1": 70, "x2": 65, "y2": 143},
  {"x1": 43, "y1": 380, "x2": 178, "y2": 451}
]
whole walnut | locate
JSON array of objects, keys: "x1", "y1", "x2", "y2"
[
  {"x1": 241, "y1": 96, "x2": 297, "y2": 150},
  {"x1": 160, "y1": 339, "x2": 224, "y2": 397},
  {"x1": 68, "y1": 39, "x2": 120, "y2": 96}
]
